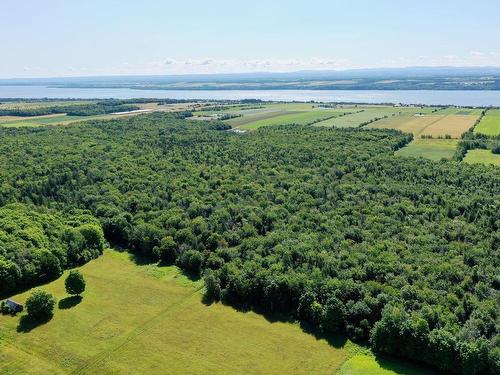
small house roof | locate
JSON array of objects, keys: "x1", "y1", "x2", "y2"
[{"x1": 6, "y1": 299, "x2": 22, "y2": 308}]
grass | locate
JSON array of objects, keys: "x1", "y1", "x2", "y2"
[
  {"x1": 395, "y1": 139, "x2": 458, "y2": 160},
  {"x1": 235, "y1": 109, "x2": 347, "y2": 130},
  {"x1": 314, "y1": 107, "x2": 433, "y2": 128},
  {"x1": 338, "y1": 354, "x2": 435, "y2": 375},
  {"x1": 434, "y1": 108, "x2": 483, "y2": 115},
  {"x1": 474, "y1": 109, "x2": 500, "y2": 136},
  {"x1": 0, "y1": 250, "x2": 433, "y2": 375},
  {"x1": 463, "y1": 149, "x2": 500, "y2": 166}
]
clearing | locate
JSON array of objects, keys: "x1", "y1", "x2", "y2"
[
  {"x1": 0, "y1": 250, "x2": 434, "y2": 375},
  {"x1": 463, "y1": 149, "x2": 500, "y2": 166},
  {"x1": 395, "y1": 139, "x2": 458, "y2": 161}
]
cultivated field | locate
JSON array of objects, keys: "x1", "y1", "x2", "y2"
[
  {"x1": 370, "y1": 114, "x2": 478, "y2": 138},
  {"x1": 0, "y1": 250, "x2": 433, "y2": 375},
  {"x1": 395, "y1": 139, "x2": 458, "y2": 160},
  {"x1": 474, "y1": 109, "x2": 500, "y2": 136},
  {"x1": 463, "y1": 149, "x2": 500, "y2": 166}
]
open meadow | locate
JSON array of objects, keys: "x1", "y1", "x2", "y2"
[
  {"x1": 395, "y1": 139, "x2": 458, "y2": 160},
  {"x1": 463, "y1": 149, "x2": 500, "y2": 166},
  {"x1": 0, "y1": 250, "x2": 434, "y2": 375}
]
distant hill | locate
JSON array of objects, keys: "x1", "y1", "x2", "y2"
[{"x1": 2, "y1": 67, "x2": 500, "y2": 90}]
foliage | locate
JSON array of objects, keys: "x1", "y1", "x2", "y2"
[
  {"x1": 65, "y1": 270, "x2": 86, "y2": 296},
  {"x1": 25, "y1": 289, "x2": 56, "y2": 319},
  {"x1": 0, "y1": 204, "x2": 103, "y2": 295},
  {"x1": 0, "y1": 101, "x2": 139, "y2": 117},
  {"x1": 0, "y1": 113, "x2": 498, "y2": 374}
]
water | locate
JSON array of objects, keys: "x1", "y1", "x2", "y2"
[{"x1": 1, "y1": 85, "x2": 500, "y2": 106}]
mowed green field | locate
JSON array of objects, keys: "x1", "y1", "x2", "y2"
[
  {"x1": 463, "y1": 149, "x2": 500, "y2": 166},
  {"x1": 314, "y1": 107, "x2": 434, "y2": 128},
  {"x1": 474, "y1": 109, "x2": 500, "y2": 136},
  {"x1": 233, "y1": 110, "x2": 348, "y2": 130},
  {"x1": 395, "y1": 139, "x2": 458, "y2": 161},
  {"x1": 0, "y1": 250, "x2": 433, "y2": 375}
]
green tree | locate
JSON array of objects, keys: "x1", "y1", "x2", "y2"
[
  {"x1": 153, "y1": 236, "x2": 177, "y2": 264},
  {"x1": 65, "y1": 270, "x2": 86, "y2": 296},
  {"x1": 25, "y1": 290, "x2": 56, "y2": 319}
]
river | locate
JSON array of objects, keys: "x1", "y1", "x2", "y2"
[{"x1": 1, "y1": 86, "x2": 500, "y2": 106}]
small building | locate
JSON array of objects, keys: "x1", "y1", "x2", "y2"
[{"x1": 5, "y1": 299, "x2": 23, "y2": 313}]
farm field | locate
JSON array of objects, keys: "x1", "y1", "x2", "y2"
[
  {"x1": 0, "y1": 250, "x2": 432, "y2": 375},
  {"x1": 395, "y1": 139, "x2": 458, "y2": 160},
  {"x1": 474, "y1": 109, "x2": 500, "y2": 136},
  {"x1": 232, "y1": 109, "x2": 348, "y2": 130},
  {"x1": 313, "y1": 106, "x2": 432, "y2": 128},
  {"x1": 369, "y1": 113, "x2": 478, "y2": 138},
  {"x1": 463, "y1": 149, "x2": 500, "y2": 166}
]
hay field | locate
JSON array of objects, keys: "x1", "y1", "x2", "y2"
[{"x1": 474, "y1": 109, "x2": 500, "y2": 136}]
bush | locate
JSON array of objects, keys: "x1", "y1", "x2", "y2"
[
  {"x1": 65, "y1": 270, "x2": 86, "y2": 296},
  {"x1": 26, "y1": 290, "x2": 56, "y2": 319}
]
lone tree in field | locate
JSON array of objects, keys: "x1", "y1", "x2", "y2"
[
  {"x1": 25, "y1": 290, "x2": 56, "y2": 319},
  {"x1": 65, "y1": 270, "x2": 86, "y2": 296}
]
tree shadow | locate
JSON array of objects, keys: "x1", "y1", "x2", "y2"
[
  {"x1": 128, "y1": 252, "x2": 156, "y2": 266},
  {"x1": 58, "y1": 295, "x2": 82, "y2": 310},
  {"x1": 371, "y1": 353, "x2": 438, "y2": 375},
  {"x1": 16, "y1": 314, "x2": 53, "y2": 333}
]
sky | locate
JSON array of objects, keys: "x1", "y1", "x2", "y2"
[{"x1": 1, "y1": 0, "x2": 500, "y2": 78}]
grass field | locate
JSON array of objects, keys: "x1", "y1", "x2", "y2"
[
  {"x1": 314, "y1": 107, "x2": 435, "y2": 128},
  {"x1": 474, "y1": 109, "x2": 500, "y2": 136},
  {"x1": 434, "y1": 108, "x2": 483, "y2": 115},
  {"x1": 370, "y1": 114, "x2": 478, "y2": 138},
  {"x1": 234, "y1": 110, "x2": 348, "y2": 130},
  {"x1": 463, "y1": 149, "x2": 500, "y2": 166},
  {"x1": 0, "y1": 250, "x2": 434, "y2": 375},
  {"x1": 395, "y1": 139, "x2": 458, "y2": 160}
]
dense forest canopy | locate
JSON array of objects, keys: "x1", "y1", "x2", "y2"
[{"x1": 0, "y1": 113, "x2": 498, "y2": 374}]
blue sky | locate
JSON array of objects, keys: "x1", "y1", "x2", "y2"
[{"x1": 1, "y1": 0, "x2": 500, "y2": 77}]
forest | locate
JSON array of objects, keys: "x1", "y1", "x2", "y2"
[{"x1": 0, "y1": 113, "x2": 498, "y2": 374}]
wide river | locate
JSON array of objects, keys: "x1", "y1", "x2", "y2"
[{"x1": 1, "y1": 85, "x2": 500, "y2": 106}]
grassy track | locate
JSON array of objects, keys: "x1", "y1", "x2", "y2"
[
  {"x1": 463, "y1": 149, "x2": 500, "y2": 166},
  {"x1": 395, "y1": 139, "x2": 458, "y2": 160},
  {"x1": 0, "y1": 250, "x2": 434, "y2": 375},
  {"x1": 474, "y1": 109, "x2": 500, "y2": 136}
]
